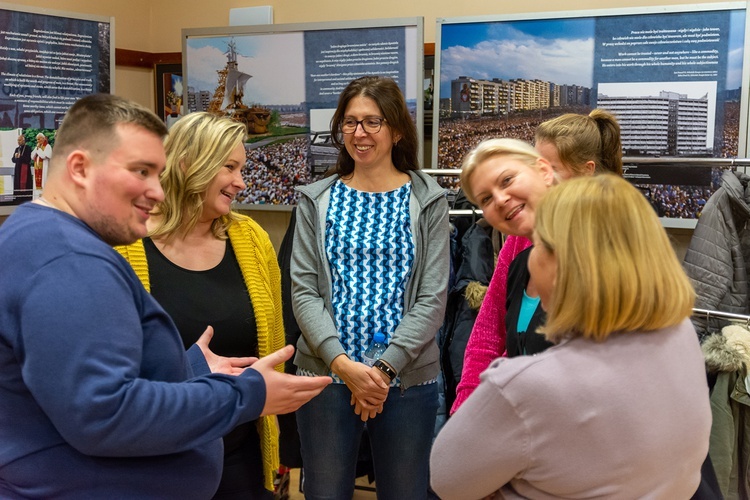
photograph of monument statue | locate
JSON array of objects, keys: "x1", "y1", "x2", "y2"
[{"x1": 186, "y1": 33, "x2": 311, "y2": 205}]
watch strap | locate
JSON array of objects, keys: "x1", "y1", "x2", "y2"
[{"x1": 373, "y1": 359, "x2": 397, "y2": 380}]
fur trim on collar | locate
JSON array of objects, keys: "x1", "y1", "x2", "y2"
[
  {"x1": 703, "y1": 325, "x2": 750, "y2": 373},
  {"x1": 464, "y1": 281, "x2": 487, "y2": 310}
]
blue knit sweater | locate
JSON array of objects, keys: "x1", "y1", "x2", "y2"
[{"x1": 0, "y1": 204, "x2": 266, "y2": 498}]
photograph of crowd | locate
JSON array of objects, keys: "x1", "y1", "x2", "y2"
[
  {"x1": 431, "y1": 10, "x2": 745, "y2": 219},
  {"x1": 236, "y1": 136, "x2": 314, "y2": 205},
  {"x1": 435, "y1": 108, "x2": 564, "y2": 191},
  {"x1": 435, "y1": 100, "x2": 739, "y2": 220}
]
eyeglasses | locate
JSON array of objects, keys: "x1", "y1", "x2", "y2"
[{"x1": 341, "y1": 117, "x2": 385, "y2": 134}]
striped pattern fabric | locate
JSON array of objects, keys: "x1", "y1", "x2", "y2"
[{"x1": 325, "y1": 180, "x2": 414, "y2": 381}]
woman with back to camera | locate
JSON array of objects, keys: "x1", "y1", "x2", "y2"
[
  {"x1": 451, "y1": 109, "x2": 622, "y2": 413},
  {"x1": 291, "y1": 75, "x2": 449, "y2": 499},
  {"x1": 431, "y1": 175, "x2": 711, "y2": 499},
  {"x1": 117, "y1": 112, "x2": 285, "y2": 499}
]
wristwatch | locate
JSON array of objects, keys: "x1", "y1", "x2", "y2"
[{"x1": 373, "y1": 359, "x2": 397, "y2": 381}]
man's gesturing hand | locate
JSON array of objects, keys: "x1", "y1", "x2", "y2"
[{"x1": 248, "y1": 345, "x2": 332, "y2": 416}]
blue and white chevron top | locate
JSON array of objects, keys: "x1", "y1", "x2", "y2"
[{"x1": 324, "y1": 179, "x2": 414, "y2": 381}]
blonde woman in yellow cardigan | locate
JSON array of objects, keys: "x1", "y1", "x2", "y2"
[{"x1": 116, "y1": 112, "x2": 284, "y2": 499}]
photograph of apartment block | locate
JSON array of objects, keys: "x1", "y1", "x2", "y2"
[{"x1": 598, "y1": 90, "x2": 711, "y2": 156}]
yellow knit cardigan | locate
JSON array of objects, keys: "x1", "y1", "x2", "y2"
[{"x1": 115, "y1": 214, "x2": 284, "y2": 492}]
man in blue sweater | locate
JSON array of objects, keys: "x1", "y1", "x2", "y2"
[{"x1": 0, "y1": 94, "x2": 330, "y2": 498}]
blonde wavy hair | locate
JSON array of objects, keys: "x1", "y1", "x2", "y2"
[
  {"x1": 150, "y1": 112, "x2": 247, "y2": 241},
  {"x1": 460, "y1": 138, "x2": 544, "y2": 205},
  {"x1": 536, "y1": 175, "x2": 695, "y2": 342}
]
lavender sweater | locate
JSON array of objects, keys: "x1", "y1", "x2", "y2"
[{"x1": 432, "y1": 319, "x2": 711, "y2": 500}]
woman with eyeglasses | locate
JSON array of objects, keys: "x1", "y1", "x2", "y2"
[{"x1": 291, "y1": 75, "x2": 449, "y2": 499}]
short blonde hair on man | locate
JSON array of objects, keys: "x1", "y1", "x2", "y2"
[
  {"x1": 150, "y1": 112, "x2": 247, "y2": 241},
  {"x1": 460, "y1": 138, "x2": 543, "y2": 205},
  {"x1": 535, "y1": 174, "x2": 695, "y2": 342}
]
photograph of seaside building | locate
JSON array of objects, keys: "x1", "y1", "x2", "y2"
[{"x1": 597, "y1": 84, "x2": 714, "y2": 157}]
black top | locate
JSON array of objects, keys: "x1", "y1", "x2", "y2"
[
  {"x1": 144, "y1": 237, "x2": 264, "y2": 484},
  {"x1": 144, "y1": 237, "x2": 257, "y2": 357},
  {"x1": 505, "y1": 246, "x2": 554, "y2": 357}
]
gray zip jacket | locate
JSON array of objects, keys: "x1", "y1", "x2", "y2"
[
  {"x1": 684, "y1": 171, "x2": 750, "y2": 339},
  {"x1": 291, "y1": 170, "x2": 449, "y2": 388}
]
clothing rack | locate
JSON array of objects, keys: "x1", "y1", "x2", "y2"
[
  {"x1": 691, "y1": 308, "x2": 750, "y2": 324},
  {"x1": 424, "y1": 158, "x2": 750, "y2": 218},
  {"x1": 449, "y1": 209, "x2": 482, "y2": 217},
  {"x1": 423, "y1": 157, "x2": 750, "y2": 175}
]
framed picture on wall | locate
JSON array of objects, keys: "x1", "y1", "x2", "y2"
[
  {"x1": 182, "y1": 18, "x2": 424, "y2": 208},
  {"x1": 432, "y1": 3, "x2": 749, "y2": 227},
  {"x1": 155, "y1": 63, "x2": 183, "y2": 127},
  {"x1": 0, "y1": 4, "x2": 112, "y2": 213}
]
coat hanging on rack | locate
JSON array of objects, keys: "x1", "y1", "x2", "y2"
[
  {"x1": 438, "y1": 189, "x2": 497, "y2": 417},
  {"x1": 438, "y1": 218, "x2": 495, "y2": 414},
  {"x1": 702, "y1": 323, "x2": 750, "y2": 500},
  {"x1": 684, "y1": 171, "x2": 750, "y2": 341}
]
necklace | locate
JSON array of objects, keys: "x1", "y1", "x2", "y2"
[{"x1": 35, "y1": 196, "x2": 55, "y2": 208}]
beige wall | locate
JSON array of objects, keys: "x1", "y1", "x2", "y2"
[
  {"x1": 149, "y1": 0, "x2": 730, "y2": 52},
  {"x1": 4, "y1": 0, "x2": 716, "y2": 254},
  {"x1": 9, "y1": 0, "x2": 152, "y2": 50},
  {"x1": 10, "y1": 0, "x2": 734, "y2": 52},
  {"x1": 8, "y1": 0, "x2": 731, "y2": 116}
]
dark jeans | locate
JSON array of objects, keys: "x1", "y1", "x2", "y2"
[{"x1": 297, "y1": 382, "x2": 438, "y2": 500}]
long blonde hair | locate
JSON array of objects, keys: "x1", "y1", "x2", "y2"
[
  {"x1": 536, "y1": 175, "x2": 694, "y2": 341},
  {"x1": 150, "y1": 112, "x2": 247, "y2": 241}
]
